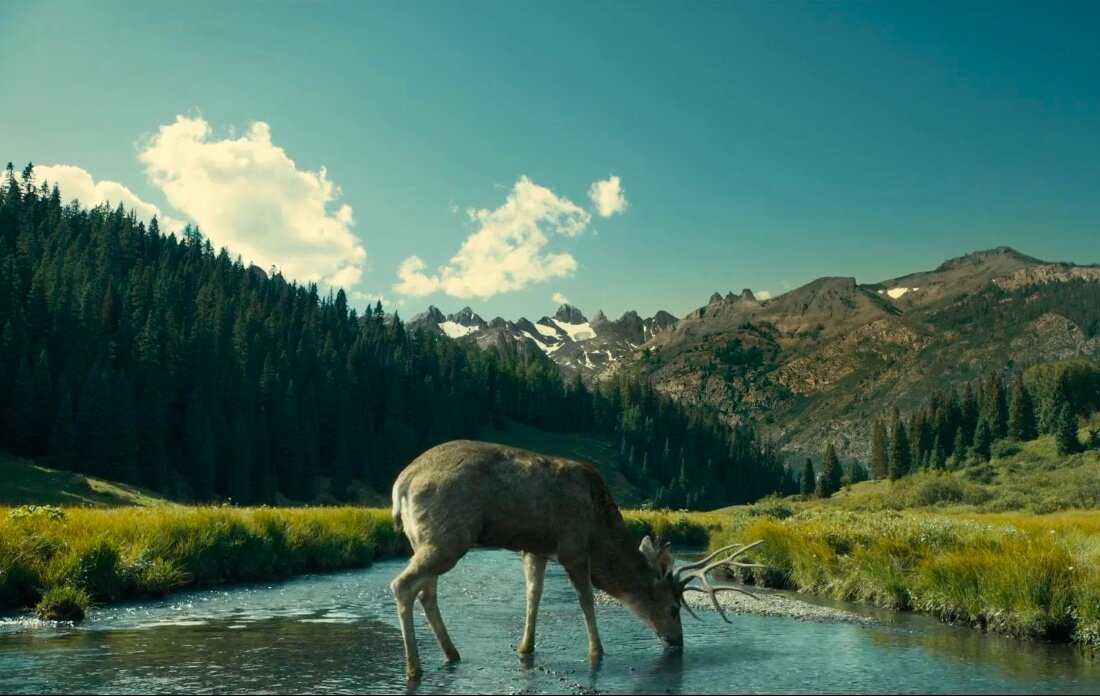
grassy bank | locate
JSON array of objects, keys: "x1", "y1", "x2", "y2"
[
  {"x1": 0, "y1": 504, "x2": 715, "y2": 622},
  {"x1": 0, "y1": 505, "x2": 405, "y2": 620},
  {"x1": 706, "y1": 504, "x2": 1100, "y2": 647}
]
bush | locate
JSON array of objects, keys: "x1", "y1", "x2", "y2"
[
  {"x1": 992, "y1": 440, "x2": 1022, "y2": 459},
  {"x1": 35, "y1": 586, "x2": 91, "y2": 622},
  {"x1": 911, "y1": 475, "x2": 965, "y2": 507}
]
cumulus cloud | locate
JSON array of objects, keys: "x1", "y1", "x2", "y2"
[
  {"x1": 34, "y1": 164, "x2": 185, "y2": 233},
  {"x1": 552, "y1": 292, "x2": 570, "y2": 305},
  {"x1": 588, "y1": 175, "x2": 627, "y2": 218},
  {"x1": 139, "y1": 115, "x2": 366, "y2": 289},
  {"x1": 395, "y1": 176, "x2": 591, "y2": 299},
  {"x1": 755, "y1": 290, "x2": 773, "y2": 300}
]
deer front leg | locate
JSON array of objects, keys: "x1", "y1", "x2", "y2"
[
  {"x1": 564, "y1": 559, "x2": 604, "y2": 661},
  {"x1": 519, "y1": 552, "x2": 547, "y2": 655}
]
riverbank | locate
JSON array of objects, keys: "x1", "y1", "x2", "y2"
[
  {"x1": 0, "y1": 505, "x2": 713, "y2": 623},
  {"x1": 6, "y1": 503, "x2": 1099, "y2": 649},
  {"x1": 0, "y1": 505, "x2": 405, "y2": 620},
  {"x1": 707, "y1": 505, "x2": 1100, "y2": 648}
]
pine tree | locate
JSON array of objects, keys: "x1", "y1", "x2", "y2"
[
  {"x1": 951, "y1": 426, "x2": 967, "y2": 469},
  {"x1": 800, "y1": 458, "x2": 814, "y2": 497},
  {"x1": 889, "y1": 409, "x2": 911, "y2": 480},
  {"x1": 1008, "y1": 372, "x2": 1037, "y2": 441},
  {"x1": 930, "y1": 434, "x2": 946, "y2": 470},
  {"x1": 817, "y1": 443, "x2": 842, "y2": 498},
  {"x1": 1055, "y1": 402, "x2": 1081, "y2": 455},
  {"x1": 871, "y1": 418, "x2": 888, "y2": 480},
  {"x1": 972, "y1": 419, "x2": 992, "y2": 461},
  {"x1": 49, "y1": 392, "x2": 77, "y2": 468}
]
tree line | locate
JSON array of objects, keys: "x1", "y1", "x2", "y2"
[
  {"x1": 0, "y1": 162, "x2": 790, "y2": 509},
  {"x1": 805, "y1": 359, "x2": 1100, "y2": 497}
]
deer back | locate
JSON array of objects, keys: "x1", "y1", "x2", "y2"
[{"x1": 392, "y1": 440, "x2": 629, "y2": 559}]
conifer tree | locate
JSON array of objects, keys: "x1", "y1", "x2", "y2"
[
  {"x1": 972, "y1": 418, "x2": 992, "y2": 461},
  {"x1": 800, "y1": 458, "x2": 814, "y2": 497},
  {"x1": 1008, "y1": 372, "x2": 1037, "y2": 441},
  {"x1": 1055, "y1": 402, "x2": 1081, "y2": 456},
  {"x1": 871, "y1": 418, "x2": 888, "y2": 480},
  {"x1": 889, "y1": 409, "x2": 911, "y2": 480},
  {"x1": 817, "y1": 443, "x2": 842, "y2": 498}
]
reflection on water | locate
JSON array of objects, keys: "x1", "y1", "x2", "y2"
[{"x1": 1, "y1": 549, "x2": 1098, "y2": 694}]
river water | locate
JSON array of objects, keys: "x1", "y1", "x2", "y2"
[{"x1": 1, "y1": 548, "x2": 1098, "y2": 694}]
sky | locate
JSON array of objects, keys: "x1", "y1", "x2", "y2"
[{"x1": 1, "y1": 1, "x2": 1098, "y2": 321}]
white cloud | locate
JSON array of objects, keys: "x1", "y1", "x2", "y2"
[
  {"x1": 395, "y1": 176, "x2": 591, "y2": 299},
  {"x1": 588, "y1": 175, "x2": 627, "y2": 218},
  {"x1": 34, "y1": 164, "x2": 185, "y2": 233},
  {"x1": 139, "y1": 115, "x2": 366, "y2": 289},
  {"x1": 552, "y1": 292, "x2": 570, "y2": 305},
  {"x1": 755, "y1": 289, "x2": 773, "y2": 300}
]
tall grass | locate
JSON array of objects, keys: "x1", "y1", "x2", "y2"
[
  {"x1": 0, "y1": 506, "x2": 405, "y2": 618},
  {"x1": 708, "y1": 507, "x2": 1100, "y2": 646}
]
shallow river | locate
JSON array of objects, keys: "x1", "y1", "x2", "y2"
[{"x1": 2, "y1": 549, "x2": 1098, "y2": 694}]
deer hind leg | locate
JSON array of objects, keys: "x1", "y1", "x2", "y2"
[
  {"x1": 418, "y1": 577, "x2": 460, "y2": 663},
  {"x1": 391, "y1": 549, "x2": 461, "y2": 680},
  {"x1": 518, "y1": 552, "x2": 547, "y2": 655},
  {"x1": 563, "y1": 558, "x2": 604, "y2": 661}
]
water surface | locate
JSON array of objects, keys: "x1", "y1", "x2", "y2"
[{"x1": 1, "y1": 549, "x2": 1097, "y2": 694}]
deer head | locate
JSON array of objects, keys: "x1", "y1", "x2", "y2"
[{"x1": 633, "y1": 536, "x2": 767, "y2": 645}]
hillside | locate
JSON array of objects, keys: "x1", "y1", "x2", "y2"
[
  {"x1": 634, "y1": 247, "x2": 1100, "y2": 463},
  {"x1": 0, "y1": 451, "x2": 171, "y2": 507}
]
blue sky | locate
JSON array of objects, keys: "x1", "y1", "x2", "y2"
[{"x1": 1, "y1": 1, "x2": 1098, "y2": 320}]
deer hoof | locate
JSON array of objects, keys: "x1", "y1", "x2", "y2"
[
  {"x1": 444, "y1": 648, "x2": 461, "y2": 664},
  {"x1": 406, "y1": 664, "x2": 423, "y2": 681},
  {"x1": 518, "y1": 641, "x2": 534, "y2": 656}
]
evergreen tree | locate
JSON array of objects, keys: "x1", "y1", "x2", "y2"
[
  {"x1": 800, "y1": 458, "x2": 814, "y2": 497},
  {"x1": 816, "y1": 443, "x2": 842, "y2": 498},
  {"x1": 48, "y1": 392, "x2": 77, "y2": 469},
  {"x1": 972, "y1": 418, "x2": 992, "y2": 461},
  {"x1": 889, "y1": 409, "x2": 911, "y2": 480},
  {"x1": 930, "y1": 434, "x2": 947, "y2": 470},
  {"x1": 870, "y1": 418, "x2": 888, "y2": 480},
  {"x1": 1008, "y1": 372, "x2": 1037, "y2": 441},
  {"x1": 1055, "y1": 402, "x2": 1081, "y2": 455},
  {"x1": 950, "y1": 426, "x2": 967, "y2": 469}
]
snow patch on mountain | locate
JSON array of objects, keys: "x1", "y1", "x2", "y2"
[{"x1": 553, "y1": 319, "x2": 595, "y2": 342}]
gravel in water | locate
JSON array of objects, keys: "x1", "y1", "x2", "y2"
[{"x1": 596, "y1": 583, "x2": 875, "y2": 626}]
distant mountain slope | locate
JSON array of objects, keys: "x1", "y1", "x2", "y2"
[
  {"x1": 635, "y1": 247, "x2": 1100, "y2": 462},
  {"x1": 407, "y1": 303, "x2": 677, "y2": 378}
]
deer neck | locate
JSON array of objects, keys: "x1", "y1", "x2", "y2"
[{"x1": 588, "y1": 525, "x2": 654, "y2": 600}]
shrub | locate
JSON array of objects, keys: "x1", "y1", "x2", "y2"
[
  {"x1": 910, "y1": 475, "x2": 965, "y2": 507},
  {"x1": 35, "y1": 586, "x2": 92, "y2": 622}
]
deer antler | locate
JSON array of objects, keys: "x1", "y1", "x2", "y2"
[{"x1": 674, "y1": 540, "x2": 767, "y2": 623}]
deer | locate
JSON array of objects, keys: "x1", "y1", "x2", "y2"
[{"x1": 389, "y1": 439, "x2": 764, "y2": 680}]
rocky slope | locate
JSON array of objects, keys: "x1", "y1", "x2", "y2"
[
  {"x1": 635, "y1": 247, "x2": 1100, "y2": 462},
  {"x1": 407, "y1": 303, "x2": 677, "y2": 378},
  {"x1": 409, "y1": 247, "x2": 1100, "y2": 464}
]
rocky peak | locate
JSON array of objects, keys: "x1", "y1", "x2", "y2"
[
  {"x1": 452, "y1": 306, "x2": 484, "y2": 327},
  {"x1": 708, "y1": 292, "x2": 724, "y2": 305},
  {"x1": 554, "y1": 304, "x2": 588, "y2": 324},
  {"x1": 740, "y1": 288, "x2": 757, "y2": 302}
]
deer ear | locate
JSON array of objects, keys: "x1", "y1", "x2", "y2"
[
  {"x1": 656, "y1": 544, "x2": 676, "y2": 577},
  {"x1": 639, "y1": 535, "x2": 657, "y2": 561}
]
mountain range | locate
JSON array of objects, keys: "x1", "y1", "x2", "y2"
[{"x1": 409, "y1": 247, "x2": 1100, "y2": 462}]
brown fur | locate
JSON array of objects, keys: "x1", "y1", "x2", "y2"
[{"x1": 389, "y1": 440, "x2": 683, "y2": 679}]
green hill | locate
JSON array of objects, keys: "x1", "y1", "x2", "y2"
[{"x1": 0, "y1": 452, "x2": 171, "y2": 507}]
